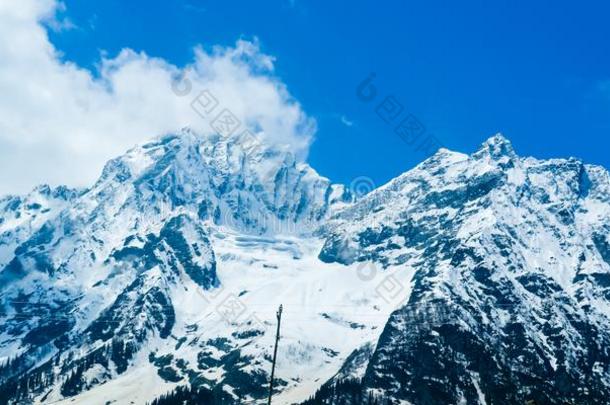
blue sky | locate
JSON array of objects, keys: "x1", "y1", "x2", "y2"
[{"x1": 49, "y1": 0, "x2": 610, "y2": 189}]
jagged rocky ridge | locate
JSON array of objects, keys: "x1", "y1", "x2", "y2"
[
  {"x1": 313, "y1": 135, "x2": 610, "y2": 404},
  {"x1": 0, "y1": 129, "x2": 349, "y2": 404},
  {"x1": 0, "y1": 131, "x2": 609, "y2": 404}
]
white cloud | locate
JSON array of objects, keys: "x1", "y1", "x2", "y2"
[{"x1": 0, "y1": 0, "x2": 315, "y2": 194}]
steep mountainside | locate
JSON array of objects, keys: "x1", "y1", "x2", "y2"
[
  {"x1": 311, "y1": 135, "x2": 610, "y2": 404},
  {"x1": 1, "y1": 132, "x2": 609, "y2": 404},
  {"x1": 0, "y1": 129, "x2": 354, "y2": 404},
  {"x1": 0, "y1": 185, "x2": 80, "y2": 272}
]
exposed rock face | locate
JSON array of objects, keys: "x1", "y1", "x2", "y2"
[
  {"x1": 311, "y1": 134, "x2": 610, "y2": 404},
  {"x1": 1, "y1": 131, "x2": 610, "y2": 404}
]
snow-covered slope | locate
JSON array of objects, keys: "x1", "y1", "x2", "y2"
[
  {"x1": 1, "y1": 132, "x2": 610, "y2": 404},
  {"x1": 0, "y1": 129, "x2": 359, "y2": 404},
  {"x1": 0, "y1": 185, "x2": 80, "y2": 271},
  {"x1": 312, "y1": 135, "x2": 610, "y2": 404}
]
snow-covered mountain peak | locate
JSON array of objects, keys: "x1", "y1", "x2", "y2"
[
  {"x1": 90, "y1": 128, "x2": 349, "y2": 236},
  {"x1": 321, "y1": 132, "x2": 610, "y2": 279},
  {"x1": 313, "y1": 135, "x2": 610, "y2": 404},
  {"x1": 2, "y1": 132, "x2": 610, "y2": 404},
  {"x1": 472, "y1": 132, "x2": 517, "y2": 165}
]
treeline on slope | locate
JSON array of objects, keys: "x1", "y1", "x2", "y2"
[
  {"x1": 148, "y1": 378, "x2": 390, "y2": 405},
  {"x1": 0, "y1": 352, "x2": 30, "y2": 383},
  {"x1": 301, "y1": 378, "x2": 390, "y2": 405},
  {"x1": 0, "y1": 339, "x2": 137, "y2": 404},
  {"x1": 148, "y1": 385, "x2": 233, "y2": 405},
  {"x1": 0, "y1": 354, "x2": 57, "y2": 405}
]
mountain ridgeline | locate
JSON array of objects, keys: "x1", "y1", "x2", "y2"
[{"x1": 0, "y1": 131, "x2": 609, "y2": 404}]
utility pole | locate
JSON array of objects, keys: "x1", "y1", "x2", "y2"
[{"x1": 267, "y1": 304, "x2": 283, "y2": 405}]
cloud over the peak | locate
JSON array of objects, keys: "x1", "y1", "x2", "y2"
[{"x1": 0, "y1": 0, "x2": 315, "y2": 194}]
